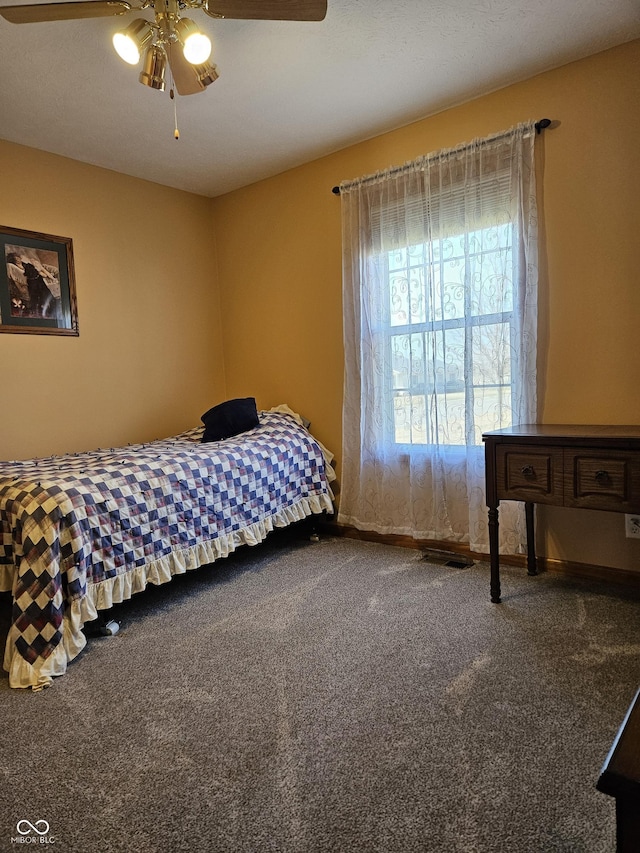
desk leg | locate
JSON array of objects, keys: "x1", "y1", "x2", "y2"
[
  {"x1": 525, "y1": 502, "x2": 537, "y2": 576},
  {"x1": 488, "y1": 506, "x2": 501, "y2": 603}
]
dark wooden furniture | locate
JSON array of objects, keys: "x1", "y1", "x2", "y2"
[
  {"x1": 597, "y1": 687, "x2": 640, "y2": 852},
  {"x1": 482, "y1": 425, "x2": 640, "y2": 603}
]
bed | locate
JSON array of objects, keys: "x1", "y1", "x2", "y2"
[{"x1": 0, "y1": 406, "x2": 335, "y2": 690}]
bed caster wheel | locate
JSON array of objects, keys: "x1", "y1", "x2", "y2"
[{"x1": 100, "y1": 620, "x2": 120, "y2": 636}]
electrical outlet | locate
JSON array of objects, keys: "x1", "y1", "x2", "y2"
[{"x1": 625, "y1": 515, "x2": 640, "y2": 539}]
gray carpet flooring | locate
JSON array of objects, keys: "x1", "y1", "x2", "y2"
[{"x1": 1, "y1": 533, "x2": 640, "y2": 853}]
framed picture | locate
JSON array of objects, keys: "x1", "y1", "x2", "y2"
[{"x1": 0, "y1": 224, "x2": 78, "y2": 336}]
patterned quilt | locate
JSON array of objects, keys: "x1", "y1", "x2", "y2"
[{"x1": 0, "y1": 411, "x2": 333, "y2": 689}]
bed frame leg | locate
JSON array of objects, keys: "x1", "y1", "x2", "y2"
[{"x1": 84, "y1": 613, "x2": 120, "y2": 637}]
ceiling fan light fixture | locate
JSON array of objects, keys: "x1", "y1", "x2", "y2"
[
  {"x1": 175, "y1": 17, "x2": 212, "y2": 65},
  {"x1": 112, "y1": 18, "x2": 154, "y2": 65},
  {"x1": 139, "y1": 44, "x2": 166, "y2": 90},
  {"x1": 4, "y1": 0, "x2": 328, "y2": 100}
]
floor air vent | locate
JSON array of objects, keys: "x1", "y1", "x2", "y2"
[
  {"x1": 421, "y1": 549, "x2": 474, "y2": 569},
  {"x1": 444, "y1": 558, "x2": 472, "y2": 569}
]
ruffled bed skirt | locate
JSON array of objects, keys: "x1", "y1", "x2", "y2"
[{"x1": 4, "y1": 492, "x2": 333, "y2": 691}]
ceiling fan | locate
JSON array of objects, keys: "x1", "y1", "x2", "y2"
[{"x1": 0, "y1": 0, "x2": 327, "y2": 96}]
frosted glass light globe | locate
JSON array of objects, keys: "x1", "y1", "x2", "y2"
[
  {"x1": 183, "y1": 32, "x2": 212, "y2": 65},
  {"x1": 113, "y1": 32, "x2": 141, "y2": 65},
  {"x1": 112, "y1": 20, "x2": 154, "y2": 66}
]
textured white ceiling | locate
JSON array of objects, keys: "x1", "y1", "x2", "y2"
[{"x1": 1, "y1": 0, "x2": 639, "y2": 197}]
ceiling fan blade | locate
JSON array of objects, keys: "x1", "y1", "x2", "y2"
[
  {"x1": 166, "y1": 42, "x2": 206, "y2": 96},
  {"x1": 203, "y1": 0, "x2": 326, "y2": 21},
  {"x1": 0, "y1": 0, "x2": 131, "y2": 23}
]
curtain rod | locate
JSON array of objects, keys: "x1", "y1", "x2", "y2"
[{"x1": 331, "y1": 118, "x2": 553, "y2": 195}]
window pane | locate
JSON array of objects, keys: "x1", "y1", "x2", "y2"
[
  {"x1": 469, "y1": 224, "x2": 513, "y2": 317},
  {"x1": 431, "y1": 392, "x2": 466, "y2": 446},
  {"x1": 389, "y1": 251, "x2": 427, "y2": 326},
  {"x1": 472, "y1": 323, "x2": 511, "y2": 386},
  {"x1": 472, "y1": 387, "x2": 512, "y2": 444},
  {"x1": 391, "y1": 334, "x2": 425, "y2": 390},
  {"x1": 430, "y1": 237, "x2": 465, "y2": 323},
  {"x1": 425, "y1": 327, "x2": 464, "y2": 391},
  {"x1": 393, "y1": 392, "x2": 428, "y2": 444},
  {"x1": 390, "y1": 273, "x2": 410, "y2": 327}
]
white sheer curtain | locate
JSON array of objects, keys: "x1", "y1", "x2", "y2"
[{"x1": 338, "y1": 122, "x2": 538, "y2": 554}]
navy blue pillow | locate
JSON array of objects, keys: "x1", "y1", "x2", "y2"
[{"x1": 201, "y1": 397, "x2": 259, "y2": 443}]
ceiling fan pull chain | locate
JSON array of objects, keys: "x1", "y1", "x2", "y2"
[{"x1": 170, "y1": 83, "x2": 180, "y2": 139}]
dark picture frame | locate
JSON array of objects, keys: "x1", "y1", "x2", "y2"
[{"x1": 0, "y1": 224, "x2": 78, "y2": 336}]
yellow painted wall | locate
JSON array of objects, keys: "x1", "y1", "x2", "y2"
[
  {"x1": 212, "y1": 39, "x2": 640, "y2": 570},
  {"x1": 0, "y1": 140, "x2": 226, "y2": 459}
]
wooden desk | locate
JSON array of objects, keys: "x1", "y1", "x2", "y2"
[
  {"x1": 482, "y1": 425, "x2": 640, "y2": 603},
  {"x1": 597, "y1": 687, "x2": 640, "y2": 852}
]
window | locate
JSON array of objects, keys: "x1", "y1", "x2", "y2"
[{"x1": 381, "y1": 222, "x2": 515, "y2": 446}]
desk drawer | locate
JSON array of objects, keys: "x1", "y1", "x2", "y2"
[
  {"x1": 496, "y1": 446, "x2": 563, "y2": 504},
  {"x1": 564, "y1": 451, "x2": 640, "y2": 512}
]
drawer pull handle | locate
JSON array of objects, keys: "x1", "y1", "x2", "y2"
[
  {"x1": 595, "y1": 470, "x2": 609, "y2": 483},
  {"x1": 521, "y1": 465, "x2": 535, "y2": 477}
]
